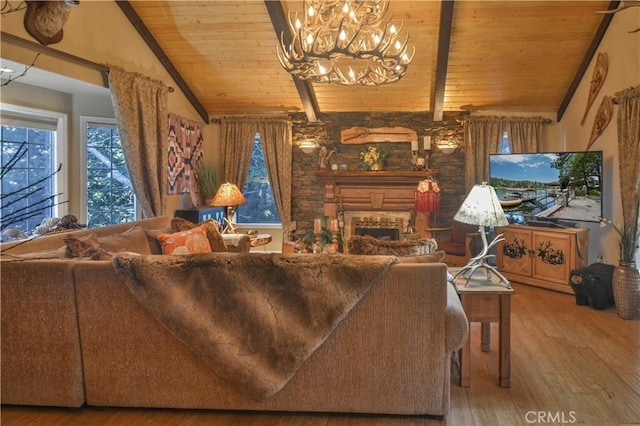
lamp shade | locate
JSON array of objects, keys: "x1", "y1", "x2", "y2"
[
  {"x1": 415, "y1": 179, "x2": 440, "y2": 213},
  {"x1": 211, "y1": 183, "x2": 247, "y2": 207},
  {"x1": 454, "y1": 182, "x2": 508, "y2": 227}
]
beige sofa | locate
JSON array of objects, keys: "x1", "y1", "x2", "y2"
[{"x1": 1, "y1": 217, "x2": 468, "y2": 417}]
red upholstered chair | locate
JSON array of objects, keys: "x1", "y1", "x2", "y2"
[{"x1": 438, "y1": 221, "x2": 482, "y2": 267}]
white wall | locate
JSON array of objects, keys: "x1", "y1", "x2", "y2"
[
  {"x1": 0, "y1": 0, "x2": 218, "y2": 219},
  {"x1": 558, "y1": 10, "x2": 640, "y2": 265}
]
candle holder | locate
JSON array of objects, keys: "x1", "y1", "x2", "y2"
[
  {"x1": 314, "y1": 233, "x2": 322, "y2": 253},
  {"x1": 411, "y1": 150, "x2": 431, "y2": 171}
]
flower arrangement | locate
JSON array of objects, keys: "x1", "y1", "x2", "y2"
[
  {"x1": 600, "y1": 216, "x2": 640, "y2": 265},
  {"x1": 360, "y1": 145, "x2": 387, "y2": 167}
]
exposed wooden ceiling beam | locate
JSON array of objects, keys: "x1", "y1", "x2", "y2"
[
  {"x1": 433, "y1": 0, "x2": 455, "y2": 122},
  {"x1": 116, "y1": 1, "x2": 209, "y2": 123},
  {"x1": 264, "y1": 0, "x2": 320, "y2": 123},
  {"x1": 557, "y1": 1, "x2": 620, "y2": 122}
]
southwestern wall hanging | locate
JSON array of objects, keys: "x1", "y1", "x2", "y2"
[
  {"x1": 580, "y1": 52, "x2": 608, "y2": 126},
  {"x1": 167, "y1": 113, "x2": 204, "y2": 195}
]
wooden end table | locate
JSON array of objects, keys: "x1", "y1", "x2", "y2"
[{"x1": 450, "y1": 267, "x2": 515, "y2": 388}]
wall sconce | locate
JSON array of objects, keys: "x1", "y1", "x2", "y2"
[
  {"x1": 299, "y1": 140, "x2": 317, "y2": 155},
  {"x1": 437, "y1": 140, "x2": 459, "y2": 155}
]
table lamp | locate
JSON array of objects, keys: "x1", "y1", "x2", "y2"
[
  {"x1": 211, "y1": 182, "x2": 246, "y2": 234},
  {"x1": 452, "y1": 182, "x2": 510, "y2": 287}
]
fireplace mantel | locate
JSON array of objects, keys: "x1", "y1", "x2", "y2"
[
  {"x1": 315, "y1": 171, "x2": 436, "y2": 185},
  {"x1": 315, "y1": 171, "x2": 437, "y2": 227}
]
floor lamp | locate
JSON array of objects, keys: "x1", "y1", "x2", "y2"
[
  {"x1": 452, "y1": 182, "x2": 511, "y2": 287},
  {"x1": 211, "y1": 183, "x2": 246, "y2": 234}
]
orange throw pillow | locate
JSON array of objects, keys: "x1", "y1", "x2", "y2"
[{"x1": 157, "y1": 224, "x2": 212, "y2": 255}]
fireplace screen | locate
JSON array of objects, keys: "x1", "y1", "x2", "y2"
[{"x1": 352, "y1": 217, "x2": 404, "y2": 241}]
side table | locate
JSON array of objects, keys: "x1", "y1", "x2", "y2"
[{"x1": 450, "y1": 268, "x2": 515, "y2": 388}]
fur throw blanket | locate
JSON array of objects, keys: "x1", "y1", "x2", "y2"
[
  {"x1": 348, "y1": 235, "x2": 438, "y2": 255},
  {"x1": 112, "y1": 252, "x2": 396, "y2": 399}
]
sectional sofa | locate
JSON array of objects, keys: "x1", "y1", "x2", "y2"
[{"x1": 0, "y1": 217, "x2": 468, "y2": 417}]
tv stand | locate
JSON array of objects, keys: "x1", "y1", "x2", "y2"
[{"x1": 496, "y1": 224, "x2": 589, "y2": 294}]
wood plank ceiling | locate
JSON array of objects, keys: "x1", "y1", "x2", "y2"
[{"x1": 125, "y1": 1, "x2": 614, "y2": 122}]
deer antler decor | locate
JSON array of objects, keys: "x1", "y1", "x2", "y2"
[
  {"x1": 23, "y1": 0, "x2": 79, "y2": 45},
  {"x1": 597, "y1": 0, "x2": 640, "y2": 33}
]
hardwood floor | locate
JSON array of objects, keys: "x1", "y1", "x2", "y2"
[{"x1": 2, "y1": 282, "x2": 639, "y2": 425}]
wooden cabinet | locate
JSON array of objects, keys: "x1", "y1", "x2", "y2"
[{"x1": 496, "y1": 225, "x2": 589, "y2": 294}]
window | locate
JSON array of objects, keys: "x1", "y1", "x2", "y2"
[
  {"x1": 500, "y1": 130, "x2": 510, "y2": 154},
  {"x1": 82, "y1": 117, "x2": 136, "y2": 228},
  {"x1": 0, "y1": 104, "x2": 67, "y2": 237},
  {"x1": 236, "y1": 135, "x2": 281, "y2": 224}
]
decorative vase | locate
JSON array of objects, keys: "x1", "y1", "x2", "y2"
[
  {"x1": 369, "y1": 161, "x2": 384, "y2": 171},
  {"x1": 612, "y1": 261, "x2": 640, "y2": 320}
]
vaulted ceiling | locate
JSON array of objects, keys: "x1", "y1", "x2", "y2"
[{"x1": 121, "y1": 1, "x2": 617, "y2": 123}]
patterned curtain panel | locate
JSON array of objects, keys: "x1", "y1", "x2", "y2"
[
  {"x1": 258, "y1": 119, "x2": 293, "y2": 230},
  {"x1": 615, "y1": 85, "x2": 640, "y2": 245},
  {"x1": 108, "y1": 66, "x2": 169, "y2": 218},
  {"x1": 220, "y1": 118, "x2": 258, "y2": 188},
  {"x1": 504, "y1": 116, "x2": 548, "y2": 153},
  {"x1": 167, "y1": 113, "x2": 204, "y2": 195},
  {"x1": 463, "y1": 116, "x2": 503, "y2": 192}
]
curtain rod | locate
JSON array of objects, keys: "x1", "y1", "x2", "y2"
[{"x1": 1, "y1": 31, "x2": 174, "y2": 92}]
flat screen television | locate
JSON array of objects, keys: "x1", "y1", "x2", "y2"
[{"x1": 489, "y1": 151, "x2": 603, "y2": 225}]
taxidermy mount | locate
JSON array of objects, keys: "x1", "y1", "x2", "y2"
[{"x1": 24, "y1": 0, "x2": 79, "y2": 46}]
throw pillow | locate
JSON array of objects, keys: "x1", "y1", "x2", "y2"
[
  {"x1": 201, "y1": 219, "x2": 227, "y2": 252},
  {"x1": 168, "y1": 216, "x2": 227, "y2": 252},
  {"x1": 157, "y1": 224, "x2": 212, "y2": 255},
  {"x1": 145, "y1": 226, "x2": 174, "y2": 254},
  {"x1": 396, "y1": 250, "x2": 446, "y2": 263}
]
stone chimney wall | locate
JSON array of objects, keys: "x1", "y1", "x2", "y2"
[{"x1": 290, "y1": 111, "x2": 468, "y2": 234}]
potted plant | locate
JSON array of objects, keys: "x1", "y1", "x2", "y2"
[
  {"x1": 600, "y1": 215, "x2": 640, "y2": 319},
  {"x1": 360, "y1": 145, "x2": 387, "y2": 171},
  {"x1": 196, "y1": 162, "x2": 218, "y2": 206}
]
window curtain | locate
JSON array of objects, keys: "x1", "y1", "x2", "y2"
[
  {"x1": 615, "y1": 85, "x2": 640, "y2": 249},
  {"x1": 257, "y1": 120, "x2": 293, "y2": 230},
  {"x1": 463, "y1": 116, "x2": 503, "y2": 191},
  {"x1": 219, "y1": 118, "x2": 257, "y2": 189},
  {"x1": 505, "y1": 116, "x2": 547, "y2": 153},
  {"x1": 108, "y1": 66, "x2": 169, "y2": 218},
  {"x1": 219, "y1": 118, "x2": 293, "y2": 230}
]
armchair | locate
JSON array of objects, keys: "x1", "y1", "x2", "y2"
[{"x1": 438, "y1": 221, "x2": 482, "y2": 267}]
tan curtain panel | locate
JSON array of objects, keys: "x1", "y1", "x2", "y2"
[
  {"x1": 220, "y1": 118, "x2": 257, "y2": 189},
  {"x1": 463, "y1": 116, "x2": 503, "y2": 191},
  {"x1": 257, "y1": 120, "x2": 293, "y2": 231},
  {"x1": 504, "y1": 116, "x2": 547, "y2": 153},
  {"x1": 615, "y1": 85, "x2": 640, "y2": 248},
  {"x1": 108, "y1": 66, "x2": 169, "y2": 218}
]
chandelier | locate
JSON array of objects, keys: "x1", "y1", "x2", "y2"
[{"x1": 276, "y1": 0, "x2": 415, "y2": 86}]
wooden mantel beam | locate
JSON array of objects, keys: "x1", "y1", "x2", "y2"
[{"x1": 264, "y1": 0, "x2": 320, "y2": 123}]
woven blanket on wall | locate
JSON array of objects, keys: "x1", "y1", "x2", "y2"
[{"x1": 112, "y1": 252, "x2": 396, "y2": 399}]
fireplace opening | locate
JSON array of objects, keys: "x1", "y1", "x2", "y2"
[{"x1": 352, "y1": 217, "x2": 404, "y2": 241}]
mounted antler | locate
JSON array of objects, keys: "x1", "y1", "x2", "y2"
[
  {"x1": 23, "y1": 0, "x2": 80, "y2": 45},
  {"x1": 597, "y1": 0, "x2": 640, "y2": 33}
]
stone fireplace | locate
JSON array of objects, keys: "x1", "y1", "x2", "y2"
[{"x1": 315, "y1": 171, "x2": 437, "y2": 239}]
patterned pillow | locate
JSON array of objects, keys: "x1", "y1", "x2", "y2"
[
  {"x1": 157, "y1": 224, "x2": 212, "y2": 255},
  {"x1": 168, "y1": 217, "x2": 227, "y2": 252}
]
